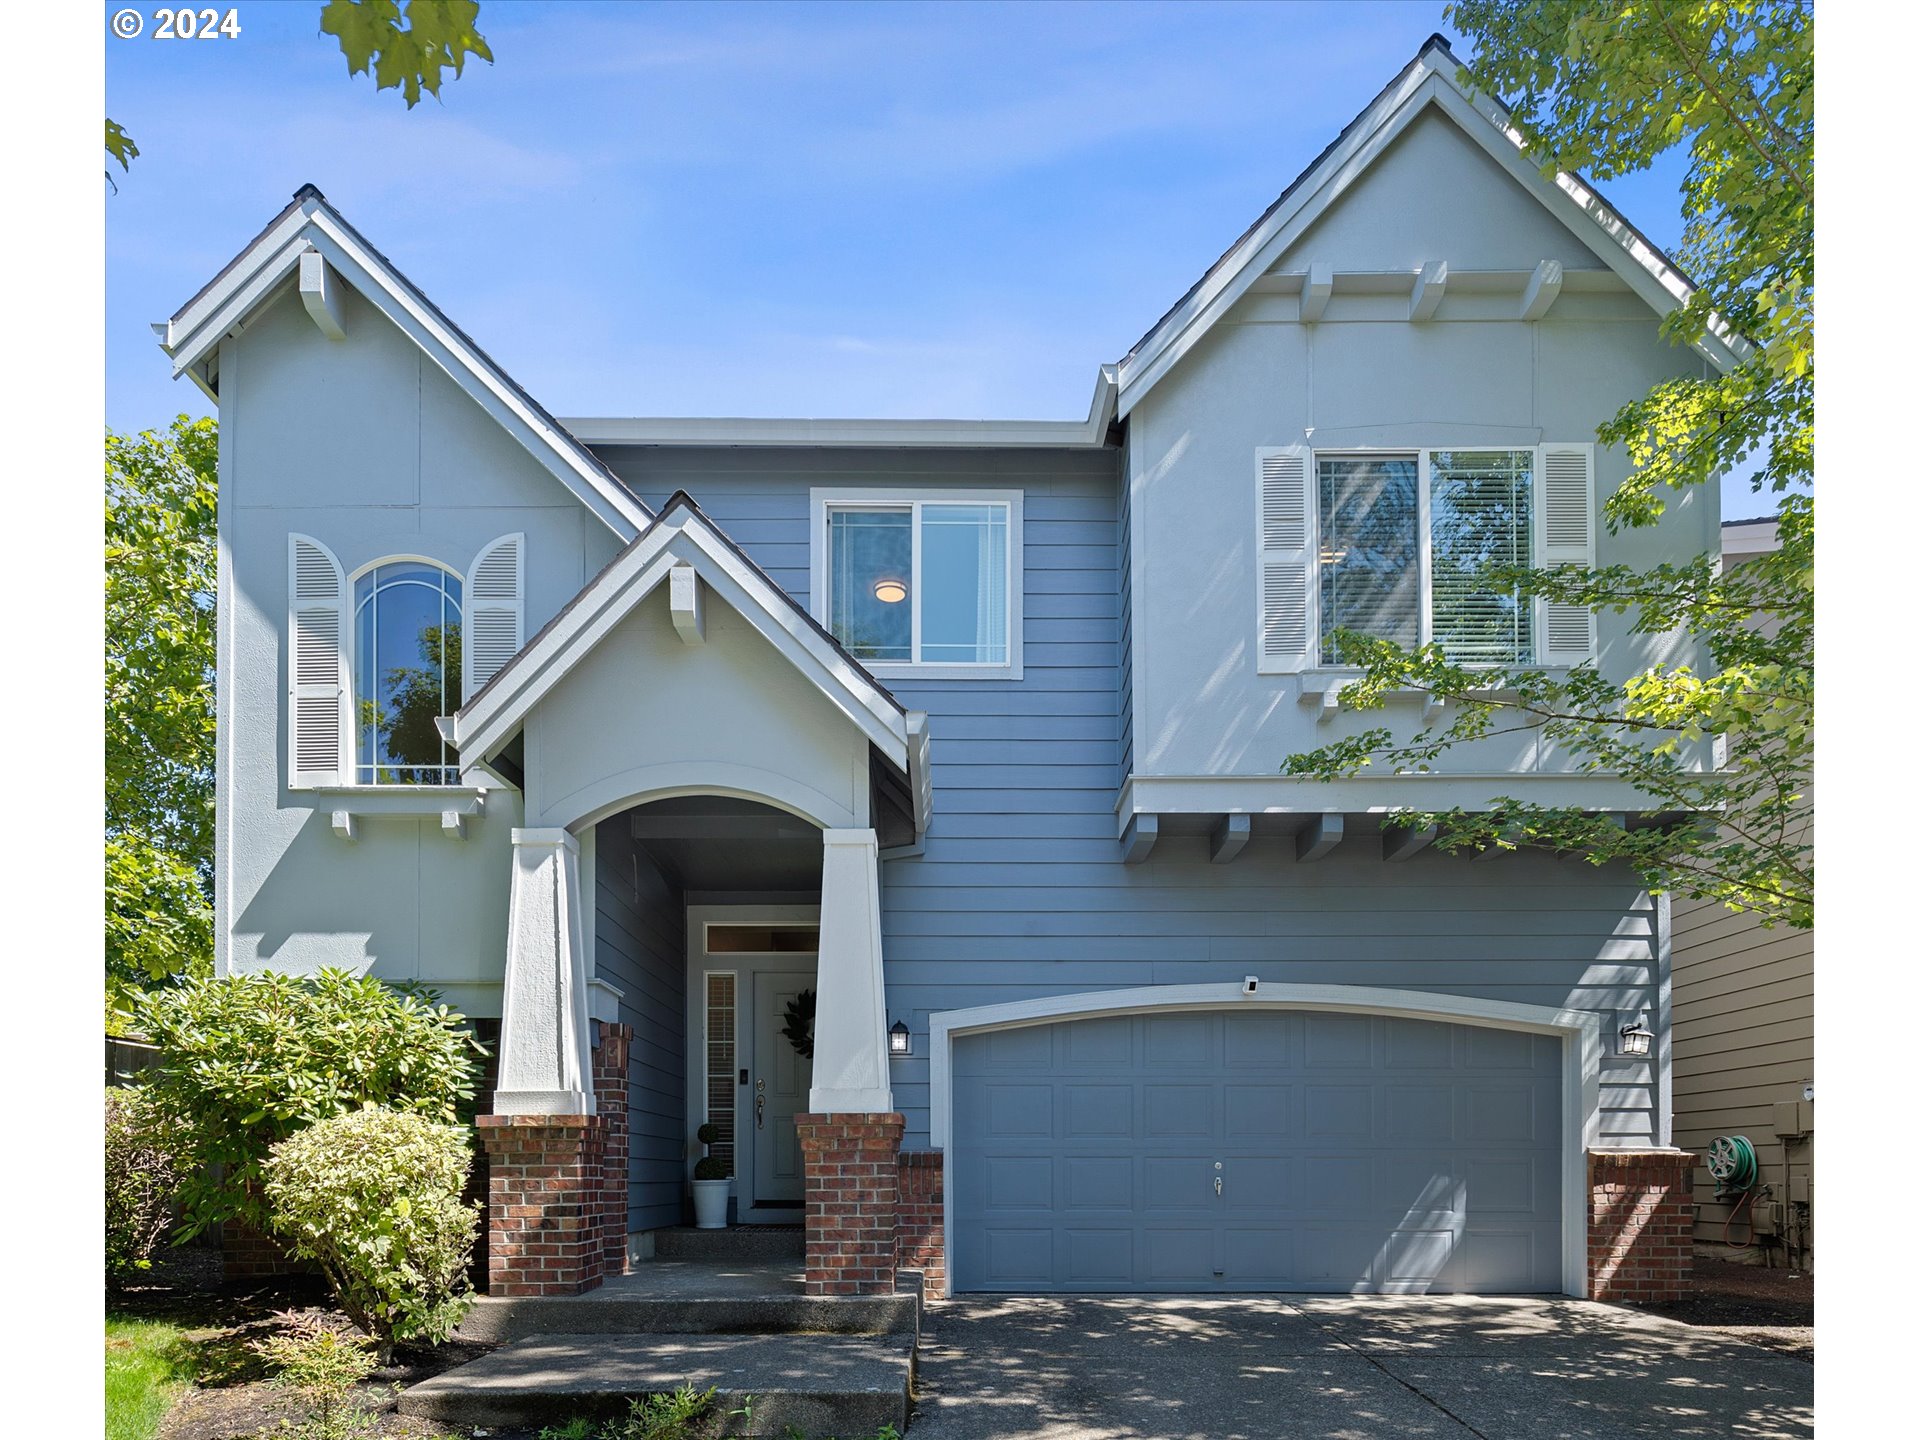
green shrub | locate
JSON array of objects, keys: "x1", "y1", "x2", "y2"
[
  {"x1": 692, "y1": 1122, "x2": 729, "y2": 1181},
  {"x1": 252, "y1": 1309, "x2": 382, "y2": 1440},
  {"x1": 134, "y1": 969, "x2": 486, "y2": 1234},
  {"x1": 105, "y1": 1087, "x2": 181, "y2": 1290},
  {"x1": 262, "y1": 1108, "x2": 479, "y2": 1350}
]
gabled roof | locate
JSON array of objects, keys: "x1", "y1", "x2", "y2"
[
  {"x1": 446, "y1": 492, "x2": 915, "y2": 776},
  {"x1": 154, "y1": 185, "x2": 650, "y2": 541},
  {"x1": 1114, "y1": 34, "x2": 1743, "y2": 416}
]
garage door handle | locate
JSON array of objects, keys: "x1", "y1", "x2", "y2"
[{"x1": 1214, "y1": 1174, "x2": 1223, "y2": 1196}]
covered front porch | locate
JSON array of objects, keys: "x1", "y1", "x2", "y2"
[{"x1": 444, "y1": 496, "x2": 930, "y2": 1298}]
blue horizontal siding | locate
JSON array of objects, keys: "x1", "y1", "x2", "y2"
[{"x1": 591, "y1": 444, "x2": 1661, "y2": 1154}]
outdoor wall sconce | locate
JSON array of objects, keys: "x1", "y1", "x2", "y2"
[
  {"x1": 872, "y1": 576, "x2": 909, "y2": 604},
  {"x1": 888, "y1": 1020, "x2": 913, "y2": 1057},
  {"x1": 1617, "y1": 1017, "x2": 1654, "y2": 1058}
]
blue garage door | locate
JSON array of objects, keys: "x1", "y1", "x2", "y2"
[{"x1": 950, "y1": 1010, "x2": 1563, "y2": 1294}]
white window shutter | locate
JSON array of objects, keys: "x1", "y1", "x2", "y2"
[
  {"x1": 287, "y1": 534, "x2": 347, "y2": 787},
  {"x1": 464, "y1": 533, "x2": 525, "y2": 698},
  {"x1": 1535, "y1": 443, "x2": 1597, "y2": 665},
  {"x1": 1255, "y1": 445, "x2": 1315, "y2": 673}
]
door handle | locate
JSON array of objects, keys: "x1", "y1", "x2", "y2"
[
  {"x1": 1214, "y1": 1160, "x2": 1223, "y2": 1197},
  {"x1": 1214, "y1": 1174, "x2": 1223, "y2": 1196},
  {"x1": 755, "y1": 1079, "x2": 766, "y2": 1130}
]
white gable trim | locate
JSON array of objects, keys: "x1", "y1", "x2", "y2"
[
  {"x1": 1116, "y1": 46, "x2": 1741, "y2": 416},
  {"x1": 447, "y1": 502, "x2": 911, "y2": 774},
  {"x1": 156, "y1": 191, "x2": 650, "y2": 542}
]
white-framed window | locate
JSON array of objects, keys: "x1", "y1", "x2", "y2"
[
  {"x1": 1255, "y1": 444, "x2": 1594, "y2": 674},
  {"x1": 808, "y1": 489, "x2": 1023, "y2": 679},
  {"x1": 352, "y1": 560, "x2": 464, "y2": 785},
  {"x1": 286, "y1": 533, "x2": 523, "y2": 789}
]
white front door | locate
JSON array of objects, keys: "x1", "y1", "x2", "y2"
[{"x1": 750, "y1": 971, "x2": 814, "y2": 1208}]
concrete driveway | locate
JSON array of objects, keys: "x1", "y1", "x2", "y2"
[{"x1": 905, "y1": 1295, "x2": 1812, "y2": 1439}]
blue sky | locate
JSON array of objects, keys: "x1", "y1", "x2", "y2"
[{"x1": 105, "y1": 0, "x2": 1768, "y2": 517}]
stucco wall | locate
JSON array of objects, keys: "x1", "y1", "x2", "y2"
[
  {"x1": 1124, "y1": 107, "x2": 1719, "y2": 783},
  {"x1": 215, "y1": 281, "x2": 624, "y2": 1017}
]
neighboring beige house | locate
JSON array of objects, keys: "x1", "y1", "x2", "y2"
[{"x1": 1671, "y1": 516, "x2": 1814, "y2": 1270}]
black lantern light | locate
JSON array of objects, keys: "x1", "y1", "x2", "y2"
[{"x1": 888, "y1": 1020, "x2": 912, "y2": 1057}]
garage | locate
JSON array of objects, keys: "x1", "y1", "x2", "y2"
[{"x1": 949, "y1": 1008, "x2": 1566, "y2": 1294}]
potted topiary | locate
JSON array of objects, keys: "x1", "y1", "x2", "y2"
[{"x1": 691, "y1": 1123, "x2": 731, "y2": 1229}]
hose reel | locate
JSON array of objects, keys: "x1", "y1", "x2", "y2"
[{"x1": 1706, "y1": 1134, "x2": 1759, "y2": 1197}]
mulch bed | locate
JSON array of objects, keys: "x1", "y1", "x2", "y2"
[
  {"x1": 1632, "y1": 1257, "x2": 1814, "y2": 1360},
  {"x1": 111, "y1": 1250, "x2": 496, "y2": 1440}
]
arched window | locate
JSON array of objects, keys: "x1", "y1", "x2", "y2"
[{"x1": 353, "y1": 561, "x2": 463, "y2": 785}]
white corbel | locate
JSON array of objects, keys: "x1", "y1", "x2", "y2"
[
  {"x1": 1300, "y1": 262, "x2": 1334, "y2": 323},
  {"x1": 1410, "y1": 260, "x2": 1448, "y2": 321},
  {"x1": 669, "y1": 564, "x2": 705, "y2": 645},
  {"x1": 1520, "y1": 260, "x2": 1563, "y2": 321},
  {"x1": 299, "y1": 248, "x2": 347, "y2": 340},
  {"x1": 330, "y1": 811, "x2": 356, "y2": 841}
]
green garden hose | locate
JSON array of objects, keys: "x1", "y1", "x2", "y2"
[{"x1": 1706, "y1": 1134, "x2": 1760, "y2": 1193}]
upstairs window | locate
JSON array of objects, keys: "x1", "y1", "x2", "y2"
[
  {"x1": 353, "y1": 562, "x2": 463, "y2": 785},
  {"x1": 812, "y1": 490, "x2": 1022, "y2": 678},
  {"x1": 285, "y1": 533, "x2": 522, "y2": 790},
  {"x1": 1256, "y1": 445, "x2": 1592, "y2": 674}
]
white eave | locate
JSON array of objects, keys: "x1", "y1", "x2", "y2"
[
  {"x1": 152, "y1": 186, "x2": 651, "y2": 542},
  {"x1": 564, "y1": 366, "x2": 1117, "y2": 450},
  {"x1": 446, "y1": 494, "x2": 915, "y2": 778},
  {"x1": 1113, "y1": 37, "x2": 1746, "y2": 418}
]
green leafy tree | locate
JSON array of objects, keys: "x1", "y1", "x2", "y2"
[
  {"x1": 106, "y1": 418, "x2": 218, "y2": 1022},
  {"x1": 1287, "y1": 1, "x2": 1812, "y2": 927},
  {"x1": 108, "y1": 1, "x2": 492, "y2": 176}
]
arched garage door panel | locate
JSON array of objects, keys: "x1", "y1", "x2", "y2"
[{"x1": 950, "y1": 1010, "x2": 1563, "y2": 1294}]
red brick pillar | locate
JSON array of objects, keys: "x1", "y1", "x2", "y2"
[
  {"x1": 897, "y1": 1150, "x2": 946, "y2": 1299},
  {"x1": 220, "y1": 1215, "x2": 304, "y2": 1283},
  {"x1": 593, "y1": 1022, "x2": 633, "y2": 1279},
  {"x1": 796, "y1": 1113, "x2": 905, "y2": 1296},
  {"x1": 476, "y1": 1114, "x2": 606, "y2": 1296},
  {"x1": 1588, "y1": 1149, "x2": 1696, "y2": 1303}
]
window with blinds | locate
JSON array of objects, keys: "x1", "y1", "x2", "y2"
[
  {"x1": 1291, "y1": 446, "x2": 1583, "y2": 669},
  {"x1": 705, "y1": 973, "x2": 737, "y2": 1176},
  {"x1": 1429, "y1": 449, "x2": 1534, "y2": 664}
]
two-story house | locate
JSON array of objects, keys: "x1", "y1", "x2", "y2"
[{"x1": 155, "y1": 37, "x2": 1724, "y2": 1305}]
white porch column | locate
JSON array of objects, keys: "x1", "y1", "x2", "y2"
[
  {"x1": 494, "y1": 827, "x2": 597, "y2": 1115},
  {"x1": 808, "y1": 828, "x2": 894, "y2": 1113}
]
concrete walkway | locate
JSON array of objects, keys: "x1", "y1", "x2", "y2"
[{"x1": 906, "y1": 1295, "x2": 1813, "y2": 1439}]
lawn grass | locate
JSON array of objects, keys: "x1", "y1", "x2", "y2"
[{"x1": 106, "y1": 1313, "x2": 191, "y2": 1440}]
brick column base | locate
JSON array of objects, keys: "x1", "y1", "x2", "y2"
[
  {"x1": 796, "y1": 1113, "x2": 905, "y2": 1296},
  {"x1": 897, "y1": 1150, "x2": 946, "y2": 1299},
  {"x1": 1589, "y1": 1149, "x2": 1696, "y2": 1303},
  {"x1": 220, "y1": 1215, "x2": 306, "y2": 1283},
  {"x1": 477, "y1": 1114, "x2": 606, "y2": 1296},
  {"x1": 593, "y1": 1022, "x2": 633, "y2": 1279}
]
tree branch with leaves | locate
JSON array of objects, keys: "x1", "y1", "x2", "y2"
[{"x1": 1286, "y1": 0, "x2": 1812, "y2": 926}]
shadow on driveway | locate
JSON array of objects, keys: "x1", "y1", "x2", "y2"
[{"x1": 906, "y1": 1295, "x2": 1813, "y2": 1439}]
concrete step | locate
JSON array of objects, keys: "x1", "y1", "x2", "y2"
[
  {"x1": 456, "y1": 1290, "x2": 918, "y2": 1343},
  {"x1": 397, "y1": 1331, "x2": 913, "y2": 1437},
  {"x1": 655, "y1": 1225, "x2": 805, "y2": 1263}
]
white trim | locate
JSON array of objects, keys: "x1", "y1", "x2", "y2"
[
  {"x1": 157, "y1": 191, "x2": 649, "y2": 541},
  {"x1": 687, "y1": 904, "x2": 822, "y2": 1224},
  {"x1": 1115, "y1": 771, "x2": 1681, "y2": 822},
  {"x1": 928, "y1": 982, "x2": 1603, "y2": 1297},
  {"x1": 808, "y1": 487, "x2": 1025, "y2": 681},
  {"x1": 450, "y1": 502, "x2": 912, "y2": 774},
  {"x1": 1116, "y1": 50, "x2": 1740, "y2": 417}
]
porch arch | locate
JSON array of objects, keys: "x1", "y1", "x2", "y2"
[{"x1": 549, "y1": 761, "x2": 859, "y2": 836}]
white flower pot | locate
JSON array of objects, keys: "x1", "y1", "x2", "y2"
[{"x1": 692, "y1": 1178, "x2": 732, "y2": 1229}]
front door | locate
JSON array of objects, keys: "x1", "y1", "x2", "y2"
[{"x1": 750, "y1": 971, "x2": 814, "y2": 1208}]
